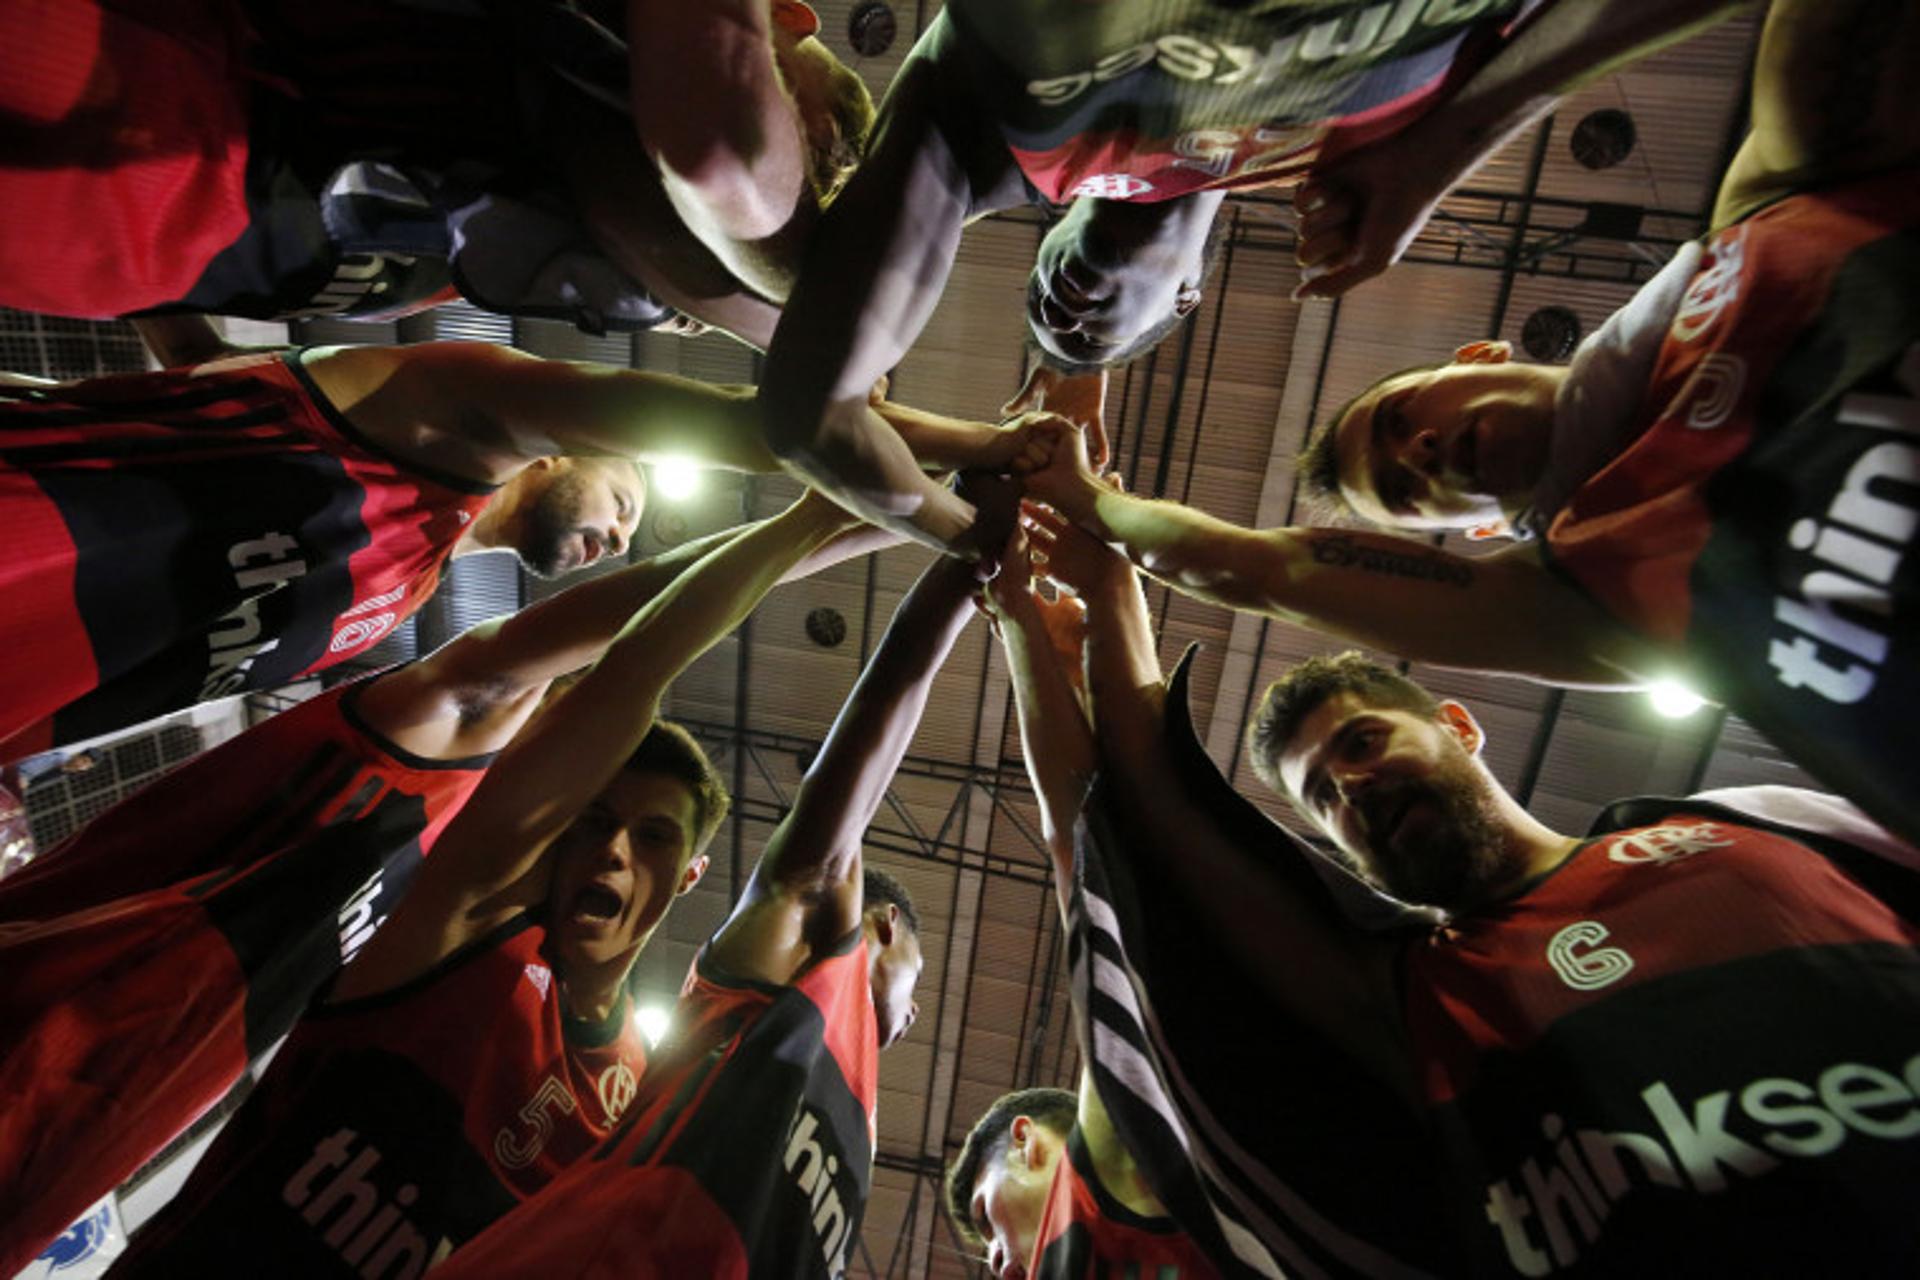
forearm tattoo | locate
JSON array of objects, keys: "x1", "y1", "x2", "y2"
[{"x1": 1307, "y1": 534, "x2": 1474, "y2": 587}]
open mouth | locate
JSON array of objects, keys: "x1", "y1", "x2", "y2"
[{"x1": 570, "y1": 883, "x2": 623, "y2": 924}]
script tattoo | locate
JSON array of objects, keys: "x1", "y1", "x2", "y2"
[{"x1": 1307, "y1": 534, "x2": 1473, "y2": 587}]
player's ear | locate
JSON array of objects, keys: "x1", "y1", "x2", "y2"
[
  {"x1": 677, "y1": 854, "x2": 709, "y2": 896},
  {"x1": 1009, "y1": 1115, "x2": 1034, "y2": 1167},
  {"x1": 1436, "y1": 700, "x2": 1485, "y2": 756},
  {"x1": 872, "y1": 902, "x2": 899, "y2": 948},
  {"x1": 1453, "y1": 340, "x2": 1512, "y2": 365}
]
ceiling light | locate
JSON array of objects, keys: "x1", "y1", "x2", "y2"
[
  {"x1": 1647, "y1": 679, "x2": 1705, "y2": 719},
  {"x1": 634, "y1": 1003, "x2": 672, "y2": 1047},
  {"x1": 651, "y1": 458, "x2": 701, "y2": 501}
]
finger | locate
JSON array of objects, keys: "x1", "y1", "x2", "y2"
[
  {"x1": 1296, "y1": 193, "x2": 1358, "y2": 238},
  {"x1": 1020, "y1": 500, "x2": 1069, "y2": 532},
  {"x1": 1000, "y1": 364, "x2": 1046, "y2": 419},
  {"x1": 1292, "y1": 251, "x2": 1382, "y2": 301},
  {"x1": 1295, "y1": 224, "x2": 1355, "y2": 271}
]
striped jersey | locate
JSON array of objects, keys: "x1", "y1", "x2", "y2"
[
  {"x1": 1072, "y1": 653, "x2": 1920, "y2": 1278},
  {"x1": 0, "y1": 350, "x2": 496, "y2": 759}
]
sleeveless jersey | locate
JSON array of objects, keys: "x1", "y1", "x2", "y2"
[
  {"x1": 1405, "y1": 801, "x2": 1920, "y2": 1277},
  {"x1": 944, "y1": 0, "x2": 1549, "y2": 204},
  {"x1": 0, "y1": 350, "x2": 496, "y2": 759},
  {"x1": 1032, "y1": 1127, "x2": 1220, "y2": 1279},
  {"x1": 0, "y1": 0, "x2": 670, "y2": 327},
  {"x1": 0, "y1": 673, "x2": 486, "y2": 923},
  {"x1": 429, "y1": 931, "x2": 879, "y2": 1278},
  {"x1": 1542, "y1": 169, "x2": 1920, "y2": 843},
  {"x1": 110, "y1": 915, "x2": 646, "y2": 1278},
  {"x1": 0, "y1": 745, "x2": 491, "y2": 1275}
]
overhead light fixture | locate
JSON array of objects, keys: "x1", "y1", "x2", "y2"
[
  {"x1": 1647, "y1": 679, "x2": 1706, "y2": 719},
  {"x1": 634, "y1": 1003, "x2": 672, "y2": 1047},
  {"x1": 651, "y1": 457, "x2": 701, "y2": 501}
]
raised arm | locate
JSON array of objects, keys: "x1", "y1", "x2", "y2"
[
  {"x1": 709, "y1": 530, "x2": 992, "y2": 984},
  {"x1": 334, "y1": 491, "x2": 856, "y2": 998},
  {"x1": 1025, "y1": 431, "x2": 1655, "y2": 687},
  {"x1": 983, "y1": 533, "x2": 1098, "y2": 916},
  {"x1": 351, "y1": 513, "x2": 887, "y2": 761},
  {"x1": 1295, "y1": 0, "x2": 1748, "y2": 298},
  {"x1": 626, "y1": 0, "x2": 819, "y2": 305},
  {"x1": 1714, "y1": 0, "x2": 1920, "y2": 228},
  {"x1": 757, "y1": 13, "x2": 1030, "y2": 556},
  {"x1": 301, "y1": 341, "x2": 784, "y2": 482}
]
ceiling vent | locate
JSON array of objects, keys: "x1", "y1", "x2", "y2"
[
  {"x1": 805, "y1": 606, "x2": 848, "y2": 648},
  {"x1": 848, "y1": 2, "x2": 897, "y2": 56},
  {"x1": 1570, "y1": 109, "x2": 1636, "y2": 170},
  {"x1": 1521, "y1": 306, "x2": 1583, "y2": 362}
]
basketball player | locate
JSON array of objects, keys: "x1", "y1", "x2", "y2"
[
  {"x1": 748, "y1": 0, "x2": 1754, "y2": 554},
  {"x1": 0, "y1": 0, "x2": 869, "y2": 333},
  {"x1": 0, "y1": 335, "x2": 1016, "y2": 757},
  {"x1": 0, "y1": 490, "x2": 863, "y2": 1273},
  {"x1": 1022, "y1": 0, "x2": 1920, "y2": 842},
  {"x1": 948, "y1": 529, "x2": 1217, "y2": 1279},
  {"x1": 427, "y1": 500, "x2": 1011, "y2": 1277},
  {"x1": 106, "y1": 489, "x2": 854, "y2": 1275},
  {"x1": 1036, "y1": 464, "x2": 1920, "y2": 1274}
]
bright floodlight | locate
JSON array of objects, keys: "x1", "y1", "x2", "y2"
[
  {"x1": 651, "y1": 457, "x2": 701, "y2": 501},
  {"x1": 1647, "y1": 679, "x2": 1706, "y2": 719},
  {"x1": 634, "y1": 1003, "x2": 672, "y2": 1047}
]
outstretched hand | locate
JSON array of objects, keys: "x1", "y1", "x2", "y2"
[
  {"x1": 1002, "y1": 365, "x2": 1112, "y2": 471},
  {"x1": 1291, "y1": 130, "x2": 1456, "y2": 301},
  {"x1": 1023, "y1": 488, "x2": 1128, "y2": 598}
]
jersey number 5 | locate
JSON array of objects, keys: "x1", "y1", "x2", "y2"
[{"x1": 495, "y1": 1074, "x2": 577, "y2": 1170}]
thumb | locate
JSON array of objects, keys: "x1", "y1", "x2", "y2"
[{"x1": 1001, "y1": 363, "x2": 1047, "y2": 419}]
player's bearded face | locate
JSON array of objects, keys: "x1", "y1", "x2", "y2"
[
  {"x1": 515, "y1": 461, "x2": 641, "y2": 579},
  {"x1": 1348, "y1": 738, "x2": 1507, "y2": 911}
]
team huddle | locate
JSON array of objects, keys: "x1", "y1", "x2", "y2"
[{"x1": 2, "y1": 0, "x2": 1917, "y2": 1275}]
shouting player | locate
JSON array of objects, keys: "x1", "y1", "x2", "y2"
[
  {"x1": 0, "y1": 333, "x2": 1013, "y2": 758},
  {"x1": 0, "y1": 491, "x2": 864, "y2": 1273},
  {"x1": 948, "y1": 527, "x2": 1218, "y2": 1279},
  {"x1": 105, "y1": 490, "x2": 858, "y2": 1275},
  {"x1": 429, "y1": 497, "x2": 1011, "y2": 1276}
]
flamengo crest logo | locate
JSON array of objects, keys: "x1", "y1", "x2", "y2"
[
  {"x1": 597, "y1": 1063, "x2": 637, "y2": 1124},
  {"x1": 1606, "y1": 822, "x2": 1733, "y2": 867},
  {"x1": 331, "y1": 583, "x2": 407, "y2": 655}
]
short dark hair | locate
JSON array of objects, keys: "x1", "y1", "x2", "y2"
[
  {"x1": 1032, "y1": 210, "x2": 1233, "y2": 375},
  {"x1": 1298, "y1": 361, "x2": 1448, "y2": 514},
  {"x1": 626, "y1": 720, "x2": 730, "y2": 854},
  {"x1": 862, "y1": 866, "x2": 920, "y2": 938},
  {"x1": 945, "y1": 1087, "x2": 1080, "y2": 1250},
  {"x1": 1247, "y1": 651, "x2": 1440, "y2": 791}
]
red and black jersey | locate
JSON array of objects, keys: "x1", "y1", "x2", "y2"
[
  {"x1": 1032, "y1": 1126, "x2": 1220, "y2": 1279},
  {"x1": 1542, "y1": 170, "x2": 1920, "y2": 844},
  {"x1": 431, "y1": 930, "x2": 879, "y2": 1278},
  {"x1": 942, "y1": 0, "x2": 1550, "y2": 204},
  {"x1": 0, "y1": 673, "x2": 485, "y2": 923},
  {"x1": 0, "y1": 740, "x2": 491, "y2": 1275},
  {"x1": 0, "y1": 350, "x2": 496, "y2": 759},
  {"x1": 1404, "y1": 806, "x2": 1920, "y2": 1277},
  {"x1": 109, "y1": 914, "x2": 646, "y2": 1277}
]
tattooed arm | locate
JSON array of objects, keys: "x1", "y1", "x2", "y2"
[
  {"x1": 1026, "y1": 430, "x2": 1654, "y2": 687},
  {"x1": 1713, "y1": 0, "x2": 1920, "y2": 229}
]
